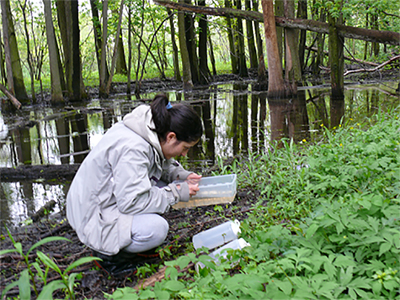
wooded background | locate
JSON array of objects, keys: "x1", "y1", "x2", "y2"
[{"x1": 1, "y1": 0, "x2": 399, "y2": 106}]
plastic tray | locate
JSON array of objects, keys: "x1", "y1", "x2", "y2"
[{"x1": 173, "y1": 174, "x2": 237, "y2": 209}]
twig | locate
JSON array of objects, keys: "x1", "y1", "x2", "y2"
[{"x1": 0, "y1": 83, "x2": 22, "y2": 109}]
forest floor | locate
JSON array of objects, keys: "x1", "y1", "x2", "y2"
[{"x1": 1, "y1": 68, "x2": 399, "y2": 299}]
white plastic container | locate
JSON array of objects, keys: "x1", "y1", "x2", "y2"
[
  {"x1": 193, "y1": 219, "x2": 241, "y2": 250},
  {"x1": 195, "y1": 238, "x2": 251, "y2": 272},
  {"x1": 172, "y1": 174, "x2": 237, "y2": 209}
]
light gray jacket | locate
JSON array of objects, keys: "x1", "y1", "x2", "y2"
[{"x1": 66, "y1": 105, "x2": 192, "y2": 255}]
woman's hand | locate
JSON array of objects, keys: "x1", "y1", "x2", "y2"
[{"x1": 186, "y1": 173, "x2": 201, "y2": 196}]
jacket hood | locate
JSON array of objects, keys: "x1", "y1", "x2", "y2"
[{"x1": 123, "y1": 105, "x2": 164, "y2": 159}]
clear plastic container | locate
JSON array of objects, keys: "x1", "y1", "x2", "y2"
[
  {"x1": 172, "y1": 174, "x2": 237, "y2": 209},
  {"x1": 193, "y1": 219, "x2": 241, "y2": 250},
  {"x1": 195, "y1": 238, "x2": 251, "y2": 272}
]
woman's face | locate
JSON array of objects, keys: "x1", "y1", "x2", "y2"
[{"x1": 161, "y1": 132, "x2": 199, "y2": 160}]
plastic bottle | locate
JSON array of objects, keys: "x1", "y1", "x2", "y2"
[
  {"x1": 195, "y1": 238, "x2": 251, "y2": 272},
  {"x1": 192, "y1": 219, "x2": 241, "y2": 250}
]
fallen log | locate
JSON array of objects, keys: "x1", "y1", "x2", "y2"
[
  {"x1": 0, "y1": 83, "x2": 21, "y2": 109},
  {"x1": 0, "y1": 164, "x2": 81, "y2": 182},
  {"x1": 154, "y1": 0, "x2": 400, "y2": 46}
]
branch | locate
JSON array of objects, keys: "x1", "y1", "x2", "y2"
[
  {"x1": 0, "y1": 83, "x2": 22, "y2": 109},
  {"x1": 344, "y1": 55, "x2": 400, "y2": 76}
]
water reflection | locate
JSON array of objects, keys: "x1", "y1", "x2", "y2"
[{"x1": 0, "y1": 81, "x2": 399, "y2": 228}]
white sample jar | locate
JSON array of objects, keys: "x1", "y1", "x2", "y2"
[
  {"x1": 195, "y1": 238, "x2": 251, "y2": 272},
  {"x1": 193, "y1": 219, "x2": 241, "y2": 250}
]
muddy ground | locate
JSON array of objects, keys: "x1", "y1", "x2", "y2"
[
  {"x1": 1, "y1": 68, "x2": 399, "y2": 299},
  {"x1": 0, "y1": 174, "x2": 257, "y2": 299}
]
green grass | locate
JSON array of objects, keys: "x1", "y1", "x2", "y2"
[{"x1": 107, "y1": 106, "x2": 400, "y2": 299}]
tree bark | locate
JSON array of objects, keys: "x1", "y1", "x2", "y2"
[
  {"x1": 167, "y1": 9, "x2": 181, "y2": 82},
  {"x1": 154, "y1": 0, "x2": 400, "y2": 46},
  {"x1": 224, "y1": 0, "x2": 238, "y2": 74},
  {"x1": 178, "y1": 0, "x2": 193, "y2": 89},
  {"x1": 198, "y1": 0, "x2": 210, "y2": 84},
  {"x1": 261, "y1": 0, "x2": 287, "y2": 98},
  {"x1": 89, "y1": 0, "x2": 109, "y2": 85},
  {"x1": 328, "y1": 11, "x2": 344, "y2": 99},
  {"x1": 284, "y1": 0, "x2": 301, "y2": 90},
  {"x1": 297, "y1": 0, "x2": 307, "y2": 72},
  {"x1": 235, "y1": 0, "x2": 248, "y2": 77},
  {"x1": 43, "y1": 0, "x2": 64, "y2": 103},
  {"x1": 1, "y1": 0, "x2": 29, "y2": 102},
  {"x1": 245, "y1": 0, "x2": 258, "y2": 69},
  {"x1": 184, "y1": 0, "x2": 199, "y2": 84},
  {"x1": 99, "y1": 0, "x2": 108, "y2": 97}
]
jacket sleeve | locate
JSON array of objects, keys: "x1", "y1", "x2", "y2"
[
  {"x1": 161, "y1": 159, "x2": 192, "y2": 183},
  {"x1": 111, "y1": 145, "x2": 181, "y2": 215}
]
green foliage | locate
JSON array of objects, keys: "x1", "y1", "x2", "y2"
[
  {"x1": 0, "y1": 229, "x2": 101, "y2": 299},
  {"x1": 107, "y1": 106, "x2": 400, "y2": 299}
]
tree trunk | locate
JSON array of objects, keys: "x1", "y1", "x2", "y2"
[
  {"x1": 224, "y1": 0, "x2": 238, "y2": 74},
  {"x1": 284, "y1": 0, "x2": 301, "y2": 90},
  {"x1": 19, "y1": 0, "x2": 36, "y2": 103},
  {"x1": 184, "y1": 0, "x2": 199, "y2": 84},
  {"x1": 235, "y1": 0, "x2": 248, "y2": 77},
  {"x1": 178, "y1": 0, "x2": 193, "y2": 89},
  {"x1": 116, "y1": 28, "x2": 127, "y2": 75},
  {"x1": 127, "y1": 4, "x2": 132, "y2": 94},
  {"x1": 297, "y1": 0, "x2": 307, "y2": 72},
  {"x1": 245, "y1": 0, "x2": 258, "y2": 69},
  {"x1": 261, "y1": 0, "x2": 287, "y2": 98},
  {"x1": 198, "y1": 0, "x2": 210, "y2": 84},
  {"x1": 43, "y1": 0, "x2": 64, "y2": 103},
  {"x1": 89, "y1": 0, "x2": 109, "y2": 84},
  {"x1": 1, "y1": 0, "x2": 29, "y2": 102},
  {"x1": 328, "y1": 11, "x2": 344, "y2": 99},
  {"x1": 274, "y1": 0, "x2": 284, "y2": 65},
  {"x1": 105, "y1": 0, "x2": 124, "y2": 95},
  {"x1": 99, "y1": 0, "x2": 108, "y2": 97},
  {"x1": 167, "y1": 9, "x2": 181, "y2": 82},
  {"x1": 208, "y1": 34, "x2": 217, "y2": 76}
]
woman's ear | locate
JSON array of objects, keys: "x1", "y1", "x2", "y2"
[{"x1": 165, "y1": 132, "x2": 177, "y2": 143}]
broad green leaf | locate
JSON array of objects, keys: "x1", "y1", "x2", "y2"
[
  {"x1": 379, "y1": 242, "x2": 392, "y2": 257},
  {"x1": 139, "y1": 289, "x2": 155, "y2": 299},
  {"x1": 65, "y1": 256, "x2": 101, "y2": 273},
  {"x1": 372, "y1": 281, "x2": 382, "y2": 295},
  {"x1": 18, "y1": 269, "x2": 31, "y2": 300},
  {"x1": 273, "y1": 279, "x2": 292, "y2": 295},
  {"x1": 154, "y1": 290, "x2": 170, "y2": 300},
  {"x1": 27, "y1": 237, "x2": 70, "y2": 256},
  {"x1": 383, "y1": 280, "x2": 399, "y2": 291},
  {"x1": 163, "y1": 280, "x2": 185, "y2": 292},
  {"x1": 37, "y1": 280, "x2": 64, "y2": 300},
  {"x1": 176, "y1": 255, "x2": 191, "y2": 270},
  {"x1": 306, "y1": 223, "x2": 319, "y2": 239}
]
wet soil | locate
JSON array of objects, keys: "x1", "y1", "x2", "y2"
[{"x1": 0, "y1": 180, "x2": 257, "y2": 299}]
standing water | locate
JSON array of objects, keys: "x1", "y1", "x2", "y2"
[{"x1": 0, "y1": 80, "x2": 399, "y2": 230}]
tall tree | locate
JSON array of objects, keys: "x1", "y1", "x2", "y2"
[
  {"x1": 167, "y1": 8, "x2": 181, "y2": 82},
  {"x1": 224, "y1": 0, "x2": 238, "y2": 74},
  {"x1": 89, "y1": 0, "x2": 109, "y2": 84},
  {"x1": 235, "y1": 0, "x2": 248, "y2": 77},
  {"x1": 198, "y1": 0, "x2": 210, "y2": 84},
  {"x1": 245, "y1": 0, "x2": 258, "y2": 69},
  {"x1": 178, "y1": 0, "x2": 193, "y2": 89},
  {"x1": 1, "y1": 0, "x2": 29, "y2": 102},
  {"x1": 184, "y1": 0, "x2": 199, "y2": 84},
  {"x1": 99, "y1": 0, "x2": 108, "y2": 97},
  {"x1": 56, "y1": 0, "x2": 83, "y2": 101},
  {"x1": 261, "y1": 0, "x2": 289, "y2": 98},
  {"x1": 297, "y1": 0, "x2": 307, "y2": 72},
  {"x1": 43, "y1": 0, "x2": 64, "y2": 103}
]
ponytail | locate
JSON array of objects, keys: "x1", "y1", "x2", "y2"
[{"x1": 150, "y1": 93, "x2": 203, "y2": 142}]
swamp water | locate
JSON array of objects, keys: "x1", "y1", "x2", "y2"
[{"x1": 0, "y1": 80, "x2": 399, "y2": 230}]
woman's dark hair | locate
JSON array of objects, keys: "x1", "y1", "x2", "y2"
[{"x1": 150, "y1": 93, "x2": 203, "y2": 142}]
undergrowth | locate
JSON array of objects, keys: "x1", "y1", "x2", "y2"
[{"x1": 107, "y1": 106, "x2": 400, "y2": 299}]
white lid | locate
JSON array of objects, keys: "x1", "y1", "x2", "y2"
[
  {"x1": 231, "y1": 219, "x2": 241, "y2": 235},
  {"x1": 237, "y1": 238, "x2": 251, "y2": 249}
]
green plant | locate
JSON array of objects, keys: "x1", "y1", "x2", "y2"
[{"x1": 0, "y1": 228, "x2": 100, "y2": 299}]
